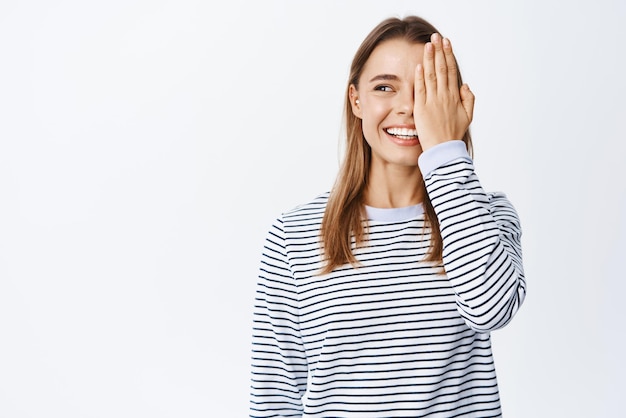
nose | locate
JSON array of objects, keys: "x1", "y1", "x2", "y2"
[{"x1": 395, "y1": 89, "x2": 414, "y2": 116}]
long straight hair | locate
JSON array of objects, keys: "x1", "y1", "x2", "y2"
[{"x1": 320, "y1": 16, "x2": 473, "y2": 274}]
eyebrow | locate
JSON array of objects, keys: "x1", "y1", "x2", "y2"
[{"x1": 368, "y1": 74, "x2": 400, "y2": 82}]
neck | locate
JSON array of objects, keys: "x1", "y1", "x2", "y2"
[{"x1": 364, "y1": 163, "x2": 424, "y2": 208}]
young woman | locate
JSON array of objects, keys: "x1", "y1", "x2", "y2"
[{"x1": 250, "y1": 16, "x2": 526, "y2": 417}]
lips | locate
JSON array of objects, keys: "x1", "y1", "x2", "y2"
[{"x1": 384, "y1": 127, "x2": 418, "y2": 140}]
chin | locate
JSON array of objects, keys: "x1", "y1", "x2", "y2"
[
  {"x1": 389, "y1": 156, "x2": 420, "y2": 168},
  {"x1": 396, "y1": 150, "x2": 423, "y2": 166}
]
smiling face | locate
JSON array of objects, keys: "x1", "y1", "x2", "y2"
[{"x1": 349, "y1": 38, "x2": 425, "y2": 170}]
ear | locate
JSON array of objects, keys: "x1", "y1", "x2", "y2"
[{"x1": 349, "y1": 84, "x2": 362, "y2": 119}]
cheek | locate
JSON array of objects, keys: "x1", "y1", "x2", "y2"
[
  {"x1": 361, "y1": 108, "x2": 387, "y2": 143},
  {"x1": 361, "y1": 102, "x2": 387, "y2": 126}
]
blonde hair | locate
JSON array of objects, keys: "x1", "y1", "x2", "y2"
[{"x1": 320, "y1": 16, "x2": 473, "y2": 274}]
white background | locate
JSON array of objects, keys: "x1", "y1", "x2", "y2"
[{"x1": 1, "y1": 0, "x2": 624, "y2": 416}]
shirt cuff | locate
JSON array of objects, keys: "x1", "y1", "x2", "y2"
[{"x1": 418, "y1": 140, "x2": 472, "y2": 177}]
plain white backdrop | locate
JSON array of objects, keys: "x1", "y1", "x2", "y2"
[{"x1": 1, "y1": 0, "x2": 624, "y2": 416}]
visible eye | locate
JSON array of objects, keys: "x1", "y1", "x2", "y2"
[{"x1": 374, "y1": 85, "x2": 393, "y2": 92}]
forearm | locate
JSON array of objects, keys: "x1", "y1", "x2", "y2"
[{"x1": 419, "y1": 141, "x2": 526, "y2": 332}]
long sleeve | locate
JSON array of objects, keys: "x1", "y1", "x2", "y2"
[
  {"x1": 250, "y1": 217, "x2": 307, "y2": 417},
  {"x1": 419, "y1": 140, "x2": 527, "y2": 332}
]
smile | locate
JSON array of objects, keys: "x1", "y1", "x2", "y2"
[{"x1": 384, "y1": 127, "x2": 418, "y2": 140}]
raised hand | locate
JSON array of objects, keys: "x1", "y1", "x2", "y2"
[{"x1": 414, "y1": 33, "x2": 475, "y2": 151}]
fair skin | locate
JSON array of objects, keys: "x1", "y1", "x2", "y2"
[{"x1": 349, "y1": 33, "x2": 475, "y2": 208}]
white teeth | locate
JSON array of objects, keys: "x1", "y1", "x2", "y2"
[{"x1": 386, "y1": 127, "x2": 418, "y2": 137}]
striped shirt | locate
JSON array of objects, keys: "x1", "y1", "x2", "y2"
[{"x1": 250, "y1": 141, "x2": 526, "y2": 417}]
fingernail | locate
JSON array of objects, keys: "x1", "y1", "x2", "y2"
[
  {"x1": 432, "y1": 33, "x2": 440, "y2": 43},
  {"x1": 426, "y1": 42, "x2": 433, "y2": 53},
  {"x1": 443, "y1": 37, "x2": 450, "y2": 48}
]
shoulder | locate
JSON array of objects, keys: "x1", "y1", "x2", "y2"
[
  {"x1": 264, "y1": 193, "x2": 328, "y2": 251},
  {"x1": 266, "y1": 192, "x2": 329, "y2": 237},
  {"x1": 281, "y1": 192, "x2": 329, "y2": 224}
]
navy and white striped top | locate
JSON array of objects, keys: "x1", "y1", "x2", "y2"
[{"x1": 250, "y1": 141, "x2": 526, "y2": 417}]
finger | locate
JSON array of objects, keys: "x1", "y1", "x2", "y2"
[
  {"x1": 431, "y1": 33, "x2": 448, "y2": 92},
  {"x1": 414, "y1": 63, "x2": 426, "y2": 106},
  {"x1": 422, "y1": 41, "x2": 437, "y2": 95},
  {"x1": 442, "y1": 37, "x2": 460, "y2": 97},
  {"x1": 460, "y1": 84, "x2": 475, "y2": 122}
]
